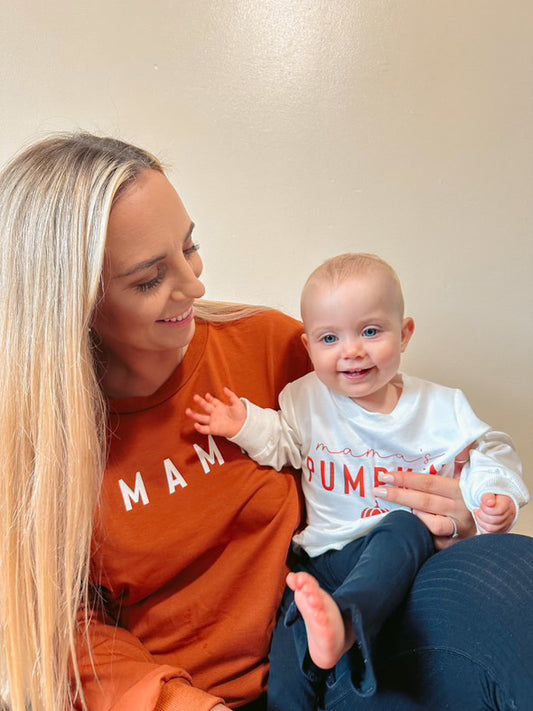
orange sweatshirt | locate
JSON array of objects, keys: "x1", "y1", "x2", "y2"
[{"x1": 76, "y1": 311, "x2": 310, "y2": 711}]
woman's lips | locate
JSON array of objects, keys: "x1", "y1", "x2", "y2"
[{"x1": 157, "y1": 307, "x2": 194, "y2": 324}]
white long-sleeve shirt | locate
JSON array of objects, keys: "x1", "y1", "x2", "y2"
[{"x1": 230, "y1": 372, "x2": 528, "y2": 557}]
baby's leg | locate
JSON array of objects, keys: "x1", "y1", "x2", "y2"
[{"x1": 286, "y1": 571, "x2": 356, "y2": 670}]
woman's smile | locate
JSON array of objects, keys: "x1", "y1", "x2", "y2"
[
  {"x1": 157, "y1": 306, "x2": 194, "y2": 325},
  {"x1": 92, "y1": 170, "x2": 205, "y2": 395}
]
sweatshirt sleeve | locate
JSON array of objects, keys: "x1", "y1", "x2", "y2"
[
  {"x1": 228, "y1": 384, "x2": 304, "y2": 471},
  {"x1": 76, "y1": 609, "x2": 224, "y2": 711},
  {"x1": 459, "y1": 430, "x2": 529, "y2": 530}
]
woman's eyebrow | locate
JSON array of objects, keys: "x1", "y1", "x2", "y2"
[
  {"x1": 115, "y1": 222, "x2": 195, "y2": 279},
  {"x1": 116, "y1": 255, "x2": 165, "y2": 279}
]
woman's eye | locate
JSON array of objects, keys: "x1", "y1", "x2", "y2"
[
  {"x1": 362, "y1": 327, "x2": 379, "y2": 338},
  {"x1": 184, "y1": 242, "x2": 200, "y2": 258},
  {"x1": 322, "y1": 334, "x2": 338, "y2": 344},
  {"x1": 135, "y1": 272, "x2": 164, "y2": 293}
]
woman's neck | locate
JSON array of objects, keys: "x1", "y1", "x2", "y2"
[{"x1": 97, "y1": 346, "x2": 188, "y2": 399}]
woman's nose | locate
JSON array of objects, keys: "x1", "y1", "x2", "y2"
[
  {"x1": 187, "y1": 274, "x2": 206, "y2": 299},
  {"x1": 172, "y1": 275, "x2": 205, "y2": 300},
  {"x1": 171, "y1": 260, "x2": 206, "y2": 301}
]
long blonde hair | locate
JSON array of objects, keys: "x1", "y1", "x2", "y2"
[
  {"x1": 0, "y1": 133, "x2": 272, "y2": 711},
  {"x1": 0, "y1": 133, "x2": 165, "y2": 711},
  {"x1": 194, "y1": 299, "x2": 269, "y2": 322}
]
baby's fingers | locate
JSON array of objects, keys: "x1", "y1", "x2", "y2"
[
  {"x1": 475, "y1": 508, "x2": 506, "y2": 525},
  {"x1": 481, "y1": 493, "x2": 496, "y2": 508},
  {"x1": 185, "y1": 407, "x2": 209, "y2": 424},
  {"x1": 480, "y1": 494, "x2": 515, "y2": 517},
  {"x1": 222, "y1": 387, "x2": 241, "y2": 405},
  {"x1": 475, "y1": 507, "x2": 514, "y2": 533},
  {"x1": 192, "y1": 392, "x2": 217, "y2": 412},
  {"x1": 184, "y1": 408, "x2": 213, "y2": 435}
]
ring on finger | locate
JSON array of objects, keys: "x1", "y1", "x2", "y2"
[{"x1": 449, "y1": 517, "x2": 459, "y2": 539}]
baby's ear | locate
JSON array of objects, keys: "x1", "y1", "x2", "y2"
[
  {"x1": 301, "y1": 332, "x2": 311, "y2": 354},
  {"x1": 401, "y1": 317, "x2": 415, "y2": 352}
]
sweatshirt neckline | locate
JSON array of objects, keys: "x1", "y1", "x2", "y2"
[
  {"x1": 330, "y1": 372, "x2": 417, "y2": 421},
  {"x1": 107, "y1": 321, "x2": 209, "y2": 414}
]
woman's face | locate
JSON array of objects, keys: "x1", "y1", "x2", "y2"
[{"x1": 93, "y1": 169, "x2": 205, "y2": 364}]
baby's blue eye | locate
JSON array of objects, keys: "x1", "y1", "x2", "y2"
[
  {"x1": 322, "y1": 334, "x2": 338, "y2": 344},
  {"x1": 362, "y1": 327, "x2": 379, "y2": 338}
]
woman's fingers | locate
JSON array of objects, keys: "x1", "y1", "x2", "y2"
[
  {"x1": 377, "y1": 470, "x2": 460, "y2": 497},
  {"x1": 374, "y1": 484, "x2": 457, "y2": 516},
  {"x1": 413, "y1": 510, "x2": 476, "y2": 550},
  {"x1": 414, "y1": 510, "x2": 456, "y2": 537},
  {"x1": 374, "y1": 471, "x2": 463, "y2": 513},
  {"x1": 374, "y1": 471, "x2": 477, "y2": 547}
]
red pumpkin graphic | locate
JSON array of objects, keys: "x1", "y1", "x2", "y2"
[{"x1": 361, "y1": 503, "x2": 389, "y2": 518}]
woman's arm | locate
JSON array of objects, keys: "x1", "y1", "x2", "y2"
[
  {"x1": 373, "y1": 471, "x2": 477, "y2": 550},
  {"x1": 76, "y1": 608, "x2": 224, "y2": 711}
]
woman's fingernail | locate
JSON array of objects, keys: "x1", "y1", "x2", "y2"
[
  {"x1": 378, "y1": 473, "x2": 394, "y2": 483},
  {"x1": 373, "y1": 486, "x2": 388, "y2": 498}
]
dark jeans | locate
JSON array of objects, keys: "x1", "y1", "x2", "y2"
[
  {"x1": 268, "y1": 511, "x2": 434, "y2": 710},
  {"x1": 265, "y1": 527, "x2": 533, "y2": 711}
]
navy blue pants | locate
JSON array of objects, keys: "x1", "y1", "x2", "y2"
[
  {"x1": 260, "y1": 527, "x2": 533, "y2": 711},
  {"x1": 268, "y1": 511, "x2": 434, "y2": 710}
]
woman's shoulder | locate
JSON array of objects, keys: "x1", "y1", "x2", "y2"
[
  {"x1": 206, "y1": 309, "x2": 305, "y2": 369},
  {"x1": 244, "y1": 307, "x2": 303, "y2": 333},
  {"x1": 198, "y1": 306, "x2": 310, "y2": 405},
  {"x1": 206, "y1": 305, "x2": 303, "y2": 340}
]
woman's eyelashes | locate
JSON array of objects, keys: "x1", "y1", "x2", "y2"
[
  {"x1": 134, "y1": 244, "x2": 200, "y2": 293},
  {"x1": 135, "y1": 268, "x2": 165, "y2": 293},
  {"x1": 184, "y1": 242, "x2": 200, "y2": 258}
]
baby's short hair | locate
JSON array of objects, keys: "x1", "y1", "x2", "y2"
[{"x1": 301, "y1": 252, "x2": 405, "y2": 317}]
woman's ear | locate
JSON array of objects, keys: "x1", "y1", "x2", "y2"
[{"x1": 401, "y1": 317, "x2": 415, "y2": 352}]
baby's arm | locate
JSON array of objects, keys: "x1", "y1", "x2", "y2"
[
  {"x1": 186, "y1": 387, "x2": 246, "y2": 438},
  {"x1": 475, "y1": 493, "x2": 516, "y2": 533},
  {"x1": 187, "y1": 384, "x2": 304, "y2": 471},
  {"x1": 454, "y1": 443, "x2": 516, "y2": 532},
  {"x1": 458, "y1": 431, "x2": 528, "y2": 533}
]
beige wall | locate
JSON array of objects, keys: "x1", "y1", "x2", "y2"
[{"x1": 2, "y1": 1, "x2": 532, "y2": 535}]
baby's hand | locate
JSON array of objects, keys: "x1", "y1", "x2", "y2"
[
  {"x1": 185, "y1": 387, "x2": 246, "y2": 438},
  {"x1": 474, "y1": 493, "x2": 516, "y2": 533}
]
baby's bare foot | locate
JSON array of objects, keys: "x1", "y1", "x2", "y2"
[{"x1": 286, "y1": 571, "x2": 356, "y2": 669}]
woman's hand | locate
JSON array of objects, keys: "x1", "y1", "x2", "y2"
[{"x1": 373, "y1": 471, "x2": 477, "y2": 550}]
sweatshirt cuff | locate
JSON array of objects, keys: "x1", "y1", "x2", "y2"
[
  {"x1": 227, "y1": 399, "x2": 259, "y2": 451},
  {"x1": 154, "y1": 679, "x2": 224, "y2": 711}
]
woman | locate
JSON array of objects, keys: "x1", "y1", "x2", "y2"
[{"x1": 0, "y1": 133, "x2": 531, "y2": 711}]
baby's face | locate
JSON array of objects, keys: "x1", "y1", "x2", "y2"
[{"x1": 301, "y1": 272, "x2": 413, "y2": 413}]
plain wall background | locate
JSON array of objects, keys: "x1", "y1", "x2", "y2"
[{"x1": 2, "y1": 1, "x2": 532, "y2": 535}]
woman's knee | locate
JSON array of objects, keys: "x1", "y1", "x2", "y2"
[{"x1": 374, "y1": 533, "x2": 533, "y2": 707}]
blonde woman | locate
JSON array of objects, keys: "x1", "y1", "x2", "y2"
[{"x1": 0, "y1": 133, "x2": 531, "y2": 711}]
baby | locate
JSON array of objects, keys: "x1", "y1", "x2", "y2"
[{"x1": 187, "y1": 253, "x2": 527, "y2": 707}]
